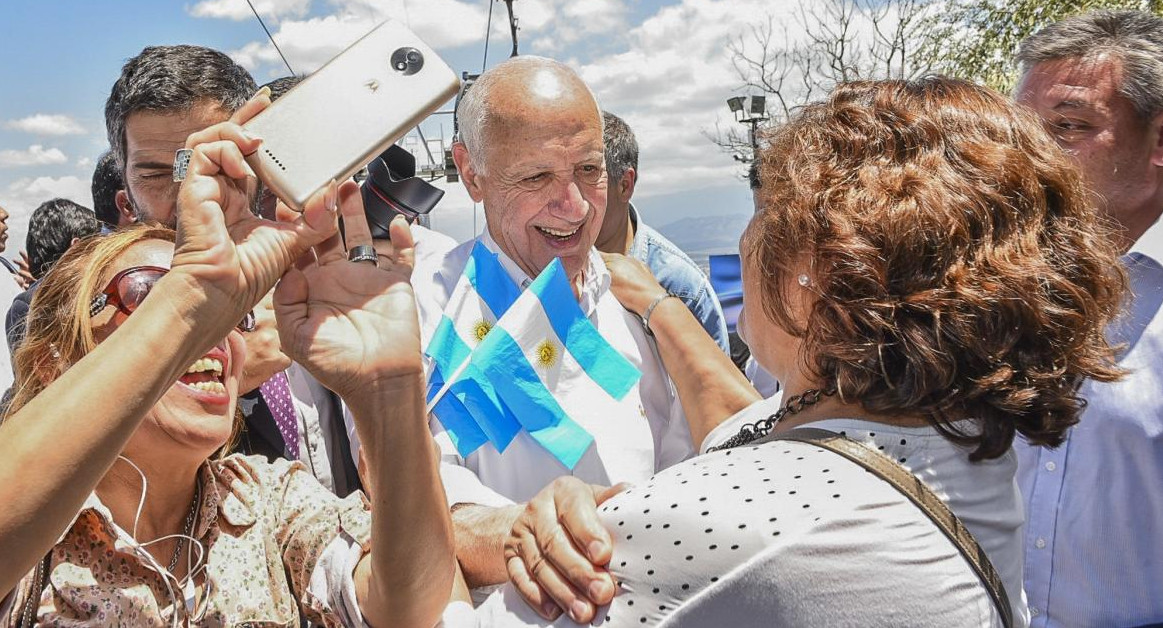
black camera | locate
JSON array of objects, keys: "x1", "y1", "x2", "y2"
[
  {"x1": 390, "y1": 47, "x2": 424, "y2": 76},
  {"x1": 358, "y1": 144, "x2": 445, "y2": 239}
]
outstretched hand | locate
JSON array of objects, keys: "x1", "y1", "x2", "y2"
[
  {"x1": 601, "y1": 252, "x2": 668, "y2": 317},
  {"x1": 168, "y1": 88, "x2": 340, "y2": 341},
  {"x1": 274, "y1": 182, "x2": 422, "y2": 404}
]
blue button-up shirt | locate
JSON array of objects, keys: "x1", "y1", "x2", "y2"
[
  {"x1": 1016, "y1": 217, "x2": 1163, "y2": 627},
  {"x1": 627, "y1": 204, "x2": 730, "y2": 354}
]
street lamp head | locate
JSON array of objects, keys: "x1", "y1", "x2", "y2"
[
  {"x1": 726, "y1": 96, "x2": 745, "y2": 113},
  {"x1": 749, "y1": 95, "x2": 766, "y2": 115}
]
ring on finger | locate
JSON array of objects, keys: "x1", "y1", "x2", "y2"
[
  {"x1": 172, "y1": 148, "x2": 194, "y2": 182},
  {"x1": 347, "y1": 244, "x2": 378, "y2": 266}
]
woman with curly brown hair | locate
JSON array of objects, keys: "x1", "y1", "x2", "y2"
[{"x1": 461, "y1": 77, "x2": 1127, "y2": 627}]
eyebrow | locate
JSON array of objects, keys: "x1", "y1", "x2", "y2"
[
  {"x1": 130, "y1": 161, "x2": 173, "y2": 172},
  {"x1": 1051, "y1": 99, "x2": 1093, "y2": 112}
]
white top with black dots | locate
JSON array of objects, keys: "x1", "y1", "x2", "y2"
[{"x1": 461, "y1": 400, "x2": 1028, "y2": 627}]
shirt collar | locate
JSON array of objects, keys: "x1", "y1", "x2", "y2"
[
  {"x1": 627, "y1": 203, "x2": 647, "y2": 260},
  {"x1": 478, "y1": 230, "x2": 610, "y2": 316},
  {"x1": 1129, "y1": 213, "x2": 1163, "y2": 265},
  {"x1": 74, "y1": 461, "x2": 255, "y2": 545}
]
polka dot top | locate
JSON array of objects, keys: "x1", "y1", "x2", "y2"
[{"x1": 587, "y1": 414, "x2": 1027, "y2": 627}]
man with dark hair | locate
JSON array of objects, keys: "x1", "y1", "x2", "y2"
[
  {"x1": 25, "y1": 198, "x2": 101, "y2": 280},
  {"x1": 595, "y1": 111, "x2": 730, "y2": 353},
  {"x1": 1014, "y1": 10, "x2": 1163, "y2": 626},
  {"x1": 6, "y1": 199, "x2": 101, "y2": 355},
  {"x1": 101, "y1": 46, "x2": 360, "y2": 497},
  {"x1": 105, "y1": 44, "x2": 256, "y2": 227},
  {"x1": 90, "y1": 151, "x2": 126, "y2": 229}
]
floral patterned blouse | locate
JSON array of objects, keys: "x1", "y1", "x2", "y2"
[{"x1": 3, "y1": 455, "x2": 372, "y2": 627}]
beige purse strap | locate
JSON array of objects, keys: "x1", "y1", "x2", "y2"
[{"x1": 761, "y1": 427, "x2": 1013, "y2": 628}]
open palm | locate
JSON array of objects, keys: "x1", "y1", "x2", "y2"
[{"x1": 274, "y1": 184, "x2": 423, "y2": 403}]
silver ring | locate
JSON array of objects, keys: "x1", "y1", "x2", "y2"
[
  {"x1": 347, "y1": 244, "x2": 378, "y2": 265},
  {"x1": 172, "y1": 148, "x2": 193, "y2": 182}
]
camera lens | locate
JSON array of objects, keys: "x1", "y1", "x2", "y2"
[{"x1": 390, "y1": 47, "x2": 424, "y2": 76}]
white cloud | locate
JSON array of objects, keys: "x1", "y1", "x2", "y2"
[
  {"x1": 228, "y1": 0, "x2": 488, "y2": 75},
  {"x1": 76, "y1": 156, "x2": 94, "y2": 171},
  {"x1": 570, "y1": 0, "x2": 801, "y2": 200},
  {"x1": 188, "y1": 0, "x2": 312, "y2": 21},
  {"x1": 4, "y1": 114, "x2": 86, "y2": 136},
  {"x1": 0, "y1": 175, "x2": 92, "y2": 254},
  {"x1": 527, "y1": 0, "x2": 630, "y2": 53},
  {"x1": 0, "y1": 145, "x2": 69, "y2": 168}
]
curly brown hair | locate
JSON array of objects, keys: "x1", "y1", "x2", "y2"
[{"x1": 748, "y1": 77, "x2": 1127, "y2": 460}]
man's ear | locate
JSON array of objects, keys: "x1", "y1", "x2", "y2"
[
  {"x1": 451, "y1": 142, "x2": 485, "y2": 203},
  {"x1": 115, "y1": 190, "x2": 137, "y2": 225},
  {"x1": 619, "y1": 167, "x2": 637, "y2": 201},
  {"x1": 1150, "y1": 111, "x2": 1163, "y2": 168}
]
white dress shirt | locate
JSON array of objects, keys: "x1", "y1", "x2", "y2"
[
  {"x1": 1015, "y1": 214, "x2": 1163, "y2": 626},
  {"x1": 413, "y1": 232, "x2": 693, "y2": 506}
]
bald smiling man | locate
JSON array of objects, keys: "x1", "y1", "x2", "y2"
[{"x1": 410, "y1": 57, "x2": 700, "y2": 622}]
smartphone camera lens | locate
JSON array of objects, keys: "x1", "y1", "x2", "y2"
[{"x1": 391, "y1": 47, "x2": 424, "y2": 76}]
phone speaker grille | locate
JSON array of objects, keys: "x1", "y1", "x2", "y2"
[{"x1": 264, "y1": 148, "x2": 287, "y2": 172}]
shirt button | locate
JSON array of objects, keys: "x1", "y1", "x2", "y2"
[
  {"x1": 1031, "y1": 607, "x2": 1040, "y2": 616},
  {"x1": 1044, "y1": 461, "x2": 1057, "y2": 472},
  {"x1": 1035, "y1": 537, "x2": 1046, "y2": 549}
]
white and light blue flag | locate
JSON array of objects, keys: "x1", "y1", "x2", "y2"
[
  {"x1": 425, "y1": 242, "x2": 523, "y2": 458},
  {"x1": 470, "y1": 258, "x2": 642, "y2": 469}
]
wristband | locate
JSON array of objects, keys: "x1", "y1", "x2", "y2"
[{"x1": 642, "y1": 293, "x2": 677, "y2": 336}]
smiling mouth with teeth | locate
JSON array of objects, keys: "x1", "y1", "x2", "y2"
[
  {"x1": 536, "y1": 225, "x2": 580, "y2": 240},
  {"x1": 179, "y1": 356, "x2": 227, "y2": 395}
]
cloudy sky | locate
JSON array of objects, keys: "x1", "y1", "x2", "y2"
[{"x1": 0, "y1": 0, "x2": 793, "y2": 260}]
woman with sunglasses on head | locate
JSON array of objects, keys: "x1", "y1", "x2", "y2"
[{"x1": 0, "y1": 91, "x2": 454, "y2": 627}]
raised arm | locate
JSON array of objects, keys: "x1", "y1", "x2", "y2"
[
  {"x1": 0, "y1": 91, "x2": 339, "y2": 596},
  {"x1": 274, "y1": 195, "x2": 454, "y2": 627},
  {"x1": 602, "y1": 252, "x2": 761, "y2": 447}
]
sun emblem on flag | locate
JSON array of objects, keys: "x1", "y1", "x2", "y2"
[
  {"x1": 472, "y1": 319, "x2": 493, "y2": 343},
  {"x1": 535, "y1": 340, "x2": 559, "y2": 368}
]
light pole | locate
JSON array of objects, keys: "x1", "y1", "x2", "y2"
[{"x1": 726, "y1": 95, "x2": 769, "y2": 157}]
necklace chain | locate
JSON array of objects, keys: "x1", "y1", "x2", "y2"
[
  {"x1": 708, "y1": 387, "x2": 833, "y2": 451},
  {"x1": 167, "y1": 481, "x2": 200, "y2": 574}
]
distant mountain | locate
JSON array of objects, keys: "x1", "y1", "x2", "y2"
[{"x1": 653, "y1": 213, "x2": 751, "y2": 271}]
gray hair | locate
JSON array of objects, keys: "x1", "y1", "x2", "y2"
[
  {"x1": 1018, "y1": 10, "x2": 1163, "y2": 120},
  {"x1": 104, "y1": 45, "x2": 257, "y2": 173},
  {"x1": 602, "y1": 111, "x2": 638, "y2": 185},
  {"x1": 456, "y1": 56, "x2": 599, "y2": 174}
]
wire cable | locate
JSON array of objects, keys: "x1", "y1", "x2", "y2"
[
  {"x1": 482, "y1": 0, "x2": 495, "y2": 72},
  {"x1": 247, "y1": 0, "x2": 295, "y2": 75}
]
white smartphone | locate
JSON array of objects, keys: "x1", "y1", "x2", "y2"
[{"x1": 243, "y1": 19, "x2": 460, "y2": 211}]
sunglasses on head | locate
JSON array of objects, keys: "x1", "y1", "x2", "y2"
[{"x1": 89, "y1": 265, "x2": 256, "y2": 333}]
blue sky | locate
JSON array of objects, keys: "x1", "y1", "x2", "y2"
[{"x1": 0, "y1": 0, "x2": 777, "y2": 258}]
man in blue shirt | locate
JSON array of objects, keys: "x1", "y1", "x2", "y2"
[
  {"x1": 1014, "y1": 10, "x2": 1163, "y2": 626},
  {"x1": 595, "y1": 111, "x2": 730, "y2": 353}
]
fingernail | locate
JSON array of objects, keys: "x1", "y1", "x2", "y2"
[
  {"x1": 570, "y1": 600, "x2": 589, "y2": 622},
  {"x1": 241, "y1": 128, "x2": 262, "y2": 143},
  {"x1": 588, "y1": 540, "x2": 605, "y2": 560},
  {"x1": 253, "y1": 85, "x2": 271, "y2": 100},
  {"x1": 588, "y1": 579, "x2": 609, "y2": 601},
  {"x1": 542, "y1": 601, "x2": 559, "y2": 617},
  {"x1": 325, "y1": 180, "x2": 338, "y2": 212}
]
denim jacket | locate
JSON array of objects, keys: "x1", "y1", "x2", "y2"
[{"x1": 627, "y1": 204, "x2": 730, "y2": 353}]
